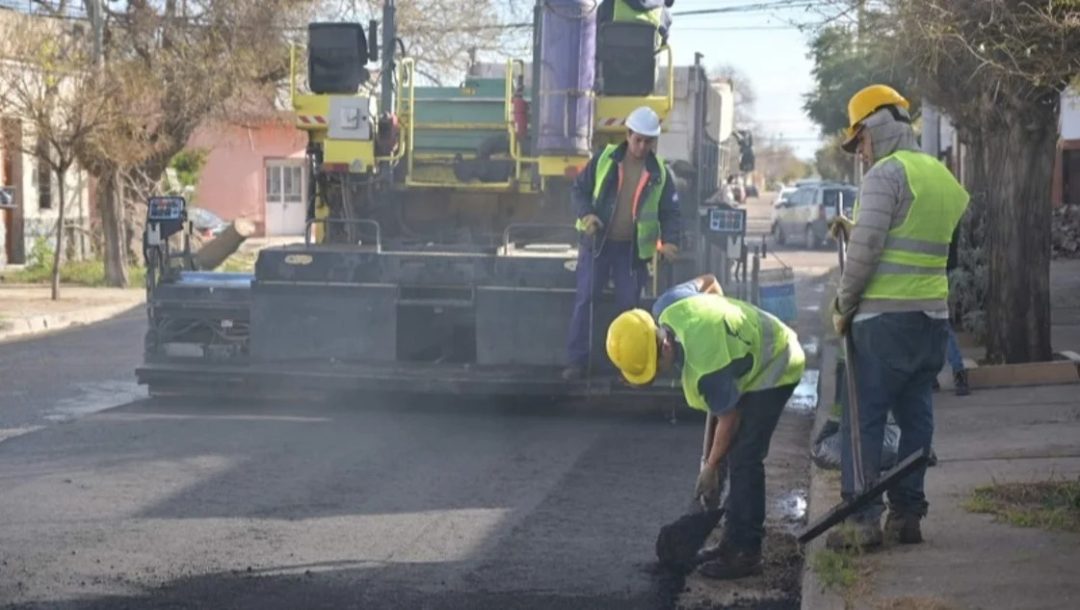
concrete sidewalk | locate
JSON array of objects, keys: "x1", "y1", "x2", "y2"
[
  {"x1": 801, "y1": 258, "x2": 1080, "y2": 609},
  {"x1": 803, "y1": 341, "x2": 1080, "y2": 610},
  {"x1": 1052, "y1": 259, "x2": 1080, "y2": 353},
  {"x1": 0, "y1": 285, "x2": 144, "y2": 343}
]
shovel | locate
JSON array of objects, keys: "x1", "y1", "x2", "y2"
[{"x1": 654, "y1": 414, "x2": 726, "y2": 573}]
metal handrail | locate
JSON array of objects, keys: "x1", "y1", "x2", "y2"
[
  {"x1": 657, "y1": 44, "x2": 675, "y2": 113},
  {"x1": 403, "y1": 57, "x2": 417, "y2": 177},
  {"x1": 374, "y1": 59, "x2": 413, "y2": 164},
  {"x1": 376, "y1": 58, "x2": 413, "y2": 164},
  {"x1": 505, "y1": 58, "x2": 539, "y2": 175},
  {"x1": 305, "y1": 218, "x2": 382, "y2": 252}
]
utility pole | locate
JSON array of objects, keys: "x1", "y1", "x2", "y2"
[
  {"x1": 853, "y1": 0, "x2": 866, "y2": 184},
  {"x1": 855, "y1": 0, "x2": 866, "y2": 46},
  {"x1": 87, "y1": 0, "x2": 104, "y2": 68}
]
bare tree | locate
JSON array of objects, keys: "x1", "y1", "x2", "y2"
[
  {"x1": 0, "y1": 11, "x2": 117, "y2": 299},
  {"x1": 711, "y1": 63, "x2": 757, "y2": 130},
  {"x1": 322, "y1": 0, "x2": 523, "y2": 83},
  {"x1": 755, "y1": 139, "x2": 812, "y2": 186},
  {"x1": 57, "y1": 0, "x2": 320, "y2": 286},
  {"x1": 884, "y1": 0, "x2": 1080, "y2": 363}
]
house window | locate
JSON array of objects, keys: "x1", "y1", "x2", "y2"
[
  {"x1": 35, "y1": 136, "x2": 51, "y2": 210},
  {"x1": 265, "y1": 163, "x2": 304, "y2": 205}
]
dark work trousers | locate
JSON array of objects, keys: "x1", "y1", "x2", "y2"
[
  {"x1": 722, "y1": 383, "x2": 798, "y2": 553},
  {"x1": 565, "y1": 239, "x2": 645, "y2": 368},
  {"x1": 840, "y1": 312, "x2": 948, "y2": 522}
]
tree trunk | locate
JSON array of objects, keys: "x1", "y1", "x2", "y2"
[
  {"x1": 947, "y1": 129, "x2": 989, "y2": 339},
  {"x1": 99, "y1": 169, "x2": 129, "y2": 287},
  {"x1": 50, "y1": 171, "x2": 66, "y2": 301},
  {"x1": 983, "y1": 107, "x2": 1057, "y2": 363}
]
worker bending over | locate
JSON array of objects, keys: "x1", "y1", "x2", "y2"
[
  {"x1": 828, "y1": 85, "x2": 969, "y2": 550},
  {"x1": 563, "y1": 106, "x2": 681, "y2": 381},
  {"x1": 606, "y1": 274, "x2": 805, "y2": 579}
]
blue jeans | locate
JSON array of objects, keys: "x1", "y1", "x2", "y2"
[
  {"x1": 565, "y1": 240, "x2": 644, "y2": 368},
  {"x1": 945, "y1": 325, "x2": 965, "y2": 374},
  {"x1": 723, "y1": 383, "x2": 797, "y2": 552},
  {"x1": 840, "y1": 313, "x2": 947, "y2": 520}
]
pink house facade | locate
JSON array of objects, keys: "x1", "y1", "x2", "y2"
[{"x1": 187, "y1": 117, "x2": 309, "y2": 236}]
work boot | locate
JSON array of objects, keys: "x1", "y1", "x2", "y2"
[
  {"x1": 561, "y1": 366, "x2": 585, "y2": 381},
  {"x1": 884, "y1": 510, "x2": 923, "y2": 544},
  {"x1": 953, "y1": 370, "x2": 971, "y2": 396},
  {"x1": 825, "y1": 518, "x2": 883, "y2": 551},
  {"x1": 696, "y1": 544, "x2": 762, "y2": 580}
]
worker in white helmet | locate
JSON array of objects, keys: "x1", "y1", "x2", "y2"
[{"x1": 563, "y1": 105, "x2": 682, "y2": 381}]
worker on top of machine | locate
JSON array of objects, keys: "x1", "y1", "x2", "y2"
[
  {"x1": 599, "y1": 0, "x2": 675, "y2": 45},
  {"x1": 562, "y1": 106, "x2": 681, "y2": 381},
  {"x1": 605, "y1": 274, "x2": 805, "y2": 579},
  {"x1": 826, "y1": 85, "x2": 969, "y2": 551}
]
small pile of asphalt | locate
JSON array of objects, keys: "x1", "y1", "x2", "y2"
[{"x1": 654, "y1": 508, "x2": 725, "y2": 573}]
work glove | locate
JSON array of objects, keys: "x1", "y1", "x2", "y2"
[
  {"x1": 658, "y1": 242, "x2": 679, "y2": 262},
  {"x1": 580, "y1": 214, "x2": 603, "y2": 236},
  {"x1": 828, "y1": 215, "x2": 854, "y2": 243},
  {"x1": 694, "y1": 462, "x2": 722, "y2": 510},
  {"x1": 832, "y1": 296, "x2": 854, "y2": 337}
]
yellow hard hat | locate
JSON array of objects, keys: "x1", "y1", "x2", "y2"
[
  {"x1": 841, "y1": 84, "x2": 910, "y2": 153},
  {"x1": 606, "y1": 309, "x2": 659, "y2": 386}
]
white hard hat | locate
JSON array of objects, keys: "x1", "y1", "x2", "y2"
[{"x1": 625, "y1": 106, "x2": 661, "y2": 137}]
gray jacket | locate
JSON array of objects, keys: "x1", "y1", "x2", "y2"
[{"x1": 837, "y1": 108, "x2": 950, "y2": 316}]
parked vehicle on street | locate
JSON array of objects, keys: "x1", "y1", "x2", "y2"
[
  {"x1": 775, "y1": 185, "x2": 798, "y2": 206},
  {"x1": 771, "y1": 182, "x2": 857, "y2": 248}
]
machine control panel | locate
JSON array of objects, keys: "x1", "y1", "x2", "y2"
[
  {"x1": 147, "y1": 196, "x2": 187, "y2": 221},
  {"x1": 707, "y1": 207, "x2": 747, "y2": 236},
  {"x1": 145, "y1": 195, "x2": 188, "y2": 248}
]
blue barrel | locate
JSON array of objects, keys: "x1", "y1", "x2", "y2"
[
  {"x1": 537, "y1": 0, "x2": 597, "y2": 156},
  {"x1": 758, "y1": 267, "x2": 797, "y2": 324}
]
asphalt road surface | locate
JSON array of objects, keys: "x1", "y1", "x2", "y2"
[
  {"x1": 0, "y1": 195, "x2": 836, "y2": 609},
  {"x1": 0, "y1": 309, "x2": 145, "y2": 438}
]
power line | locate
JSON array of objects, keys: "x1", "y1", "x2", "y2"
[
  {"x1": 672, "y1": 0, "x2": 818, "y2": 17},
  {"x1": 677, "y1": 25, "x2": 803, "y2": 31}
]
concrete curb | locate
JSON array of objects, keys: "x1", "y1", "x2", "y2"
[
  {"x1": 800, "y1": 339, "x2": 847, "y2": 610},
  {"x1": 0, "y1": 300, "x2": 143, "y2": 344}
]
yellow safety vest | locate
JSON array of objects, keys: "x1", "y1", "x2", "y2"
[
  {"x1": 658, "y1": 295, "x2": 805, "y2": 412},
  {"x1": 575, "y1": 144, "x2": 667, "y2": 260},
  {"x1": 855, "y1": 150, "x2": 969, "y2": 303},
  {"x1": 612, "y1": 0, "x2": 663, "y2": 27}
]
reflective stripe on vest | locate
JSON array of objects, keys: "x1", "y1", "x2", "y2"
[
  {"x1": 658, "y1": 295, "x2": 806, "y2": 413},
  {"x1": 854, "y1": 150, "x2": 969, "y2": 303},
  {"x1": 576, "y1": 144, "x2": 667, "y2": 260},
  {"x1": 613, "y1": 0, "x2": 663, "y2": 27}
]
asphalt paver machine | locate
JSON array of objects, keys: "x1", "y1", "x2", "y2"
[{"x1": 136, "y1": 0, "x2": 741, "y2": 402}]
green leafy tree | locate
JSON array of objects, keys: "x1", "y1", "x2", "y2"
[
  {"x1": 813, "y1": 136, "x2": 856, "y2": 183},
  {"x1": 802, "y1": 17, "x2": 916, "y2": 139}
]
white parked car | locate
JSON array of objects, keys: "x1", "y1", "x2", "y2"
[
  {"x1": 769, "y1": 186, "x2": 799, "y2": 230},
  {"x1": 771, "y1": 182, "x2": 858, "y2": 249}
]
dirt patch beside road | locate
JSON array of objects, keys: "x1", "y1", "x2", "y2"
[
  {"x1": 0, "y1": 285, "x2": 143, "y2": 319},
  {"x1": 965, "y1": 479, "x2": 1080, "y2": 534}
]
